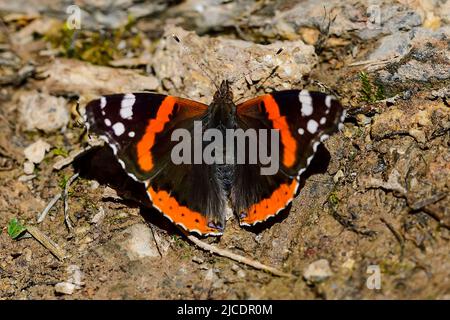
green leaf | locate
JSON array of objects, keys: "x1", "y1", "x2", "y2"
[{"x1": 7, "y1": 218, "x2": 27, "y2": 240}]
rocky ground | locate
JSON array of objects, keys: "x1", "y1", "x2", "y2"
[{"x1": 0, "y1": 0, "x2": 449, "y2": 299}]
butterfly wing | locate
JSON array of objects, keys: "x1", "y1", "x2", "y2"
[
  {"x1": 85, "y1": 93, "x2": 225, "y2": 236},
  {"x1": 233, "y1": 90, "x2": 345, "y2": 225}
]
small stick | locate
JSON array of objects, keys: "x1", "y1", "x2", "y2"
[
  {"x1": 380, "y1": 218, "x2": 404, "y2": 260},
  {"x1": 180, "y1": 229, "x2": 293, "y2": 278},
  {"x1": 63, "y1": 172, "x2": 79, "y2": 231},
  {"x1": 37, "y1": 193, "x2": 62, "y2": 223},
  {"x1": 26, "y1": 225, "x2": 67, "y2": 261},
  {"x1": 53, "y1": 140, "x2": 104, "y2": 170},
  {"x1": 149, "y1": 224, "x2": 163, "y2": 258}
]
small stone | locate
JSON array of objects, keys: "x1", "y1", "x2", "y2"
[
  {"x1": 24, "y1": 140, "x2": 51, "y2": 164},
  {"x1": 23, "y1": 248, "x2": 32, "y2": 262},
  {"x1": 19, "y1": 91, "x2": 69, "y2": 133},
  {"x1": 237, "y1": 270, "x2": 246, "y2": 278},
  {"x1": 90, "y1": 207, "x2": 105, "y2": 225},
  {"x1": 204, "y1": 269, "x2": 214, "y2": 282},
  {"x1": 120, "y1": 224, "x2": 161, "y2": 260},
  {"x1": 333, "y1": 170, "x2": 345, "y2": 183},
  {"x1": 54, "y1": 282, "x2": 76, "y2": 295},
  {"x1": 102, "y1": 186, "x2": 121, "y2": 200},
  {"x1": 342, "y1": 258, "x2": 355, "y2": 270},
  {"x1": 356, "y1": 114, "x2": 371, "y2": 126},
  {"x1": 192, "y1": 256, "x2": 204, "y2": 264},
  {"x1": 18, "y1": 174, "x2": 36, "y2": 182},
  {"x1": 409, "y1": 128, "x2": 426, "y2": 143},
  {"x1": 89, "y1": 180, "x2": 100, "y2": 190},
  {"x1": 303, "y1": 259, "x2": 333, "y2": 283},
  {"x1": 23, "y1": 161, "x2": 34, "y2": 175}
]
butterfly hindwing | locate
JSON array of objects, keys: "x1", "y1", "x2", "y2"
[
  {"x1": 233, "y1": 90, "x2": 344, "y2": 225},
  {"x1": 85, "y1": 93, "x2": 225, "y2": 235}
]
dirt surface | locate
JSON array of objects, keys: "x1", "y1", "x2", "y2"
[{"x1": 0, "y1": 0, "x2": 449, "y2": 299}]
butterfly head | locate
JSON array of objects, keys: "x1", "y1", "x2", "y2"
[
  {"x1": 209, "y1": 80, "x2": 236, "y2": 129},
  {"x1": 213, "y1": 80, "x2": 234, "y2": 103}
]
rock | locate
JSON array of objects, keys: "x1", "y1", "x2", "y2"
[
  {"x1": 371, "y1": 100, "x2": 450, "y2": 142},
  {"x1": 23, "y1": 161, "x2": 34, "y2": 175},
  {"x1": 90, "y1": 206, "x2": 105, "y2": 225},
  {"x1": 23, "y1": 139, "x2": 51, "y2": 164},
  {"x1": 368, "y1": 32, "x2": 412, "y2": 61},
  {"x1": 153, "y1": 26, "x2": 317, "y2": 103},
  {"x1": 333, "y1": 170, "x2": 345, "y2": 183},
  {"x1": 170, "y1": 0, "x2": 246, "y2": 34},
  {"x1": 18, "y1": 174, "x2": 35, "y2": 182},
  {"x1": 236, "y1": 270, "x2": 246, "y2": 278},
  {"x1": 120, "y1": 224, "x2": 166, "y2": 260},
  {"x1": 192, "y1": 256, "x2": 204, "y2": 264},
  {"x1": 357, "y1": 6, "x2": 422, "y2": 40},
  {"x1": 22, "y1": 248, "x2": 32, "y2": 262},
  {"x1": 341, "y1": 258, "x2": 355, "y2": 270},
  {"x1": 373, "y1": 27, "x2": 450, "y2": 84},
  {"x1": 54, "y1": 282, "x2": 76, "y2": 295},
  {"x1": 39, "y1": 58, "x2": 159, "y2": 98},
  {"x1": 303, "y1": 259, "x2": 333, "y2": 283},
  {"x1": 19, "y1": 91, "x2": 69, "y2": 133}
]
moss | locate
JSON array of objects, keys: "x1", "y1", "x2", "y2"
[
  {"x1": 328, "y1": 192, "x2": 340, "y2": 207},
  {"x1": 44, "y1": 16, "x2": 144, "y2": 66},
  {"x1": 358, "y1": 71, "x2": 386, "y2": 103}
]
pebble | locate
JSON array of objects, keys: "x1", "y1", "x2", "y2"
[
  {"x1": 333, "y1": 170, "x2": 345, "y2": 183},
  {"x1": 90, "y1": 207, "x2": 105, "y2": 225},
  {"x1": 23, "y1": 161, "x2": 34, "y2": 175},
  {"x1": 303, "y1": 259, "x2": 333, "y2": 283},
  {"x1": 120, "y1": 224, "x2": 161, "y2": 260},
  {"x1": 192, "y1": 256, "x2": 205, "y2": 264},
  {"x1": 19, "y1": 91, "x2": 69, "y2": 133},
  {"x1": 23, "y1": 139, "x2": 51, "y2": 164},
  {"x1": 54, "y1": 282, "x2": 76, "y2": 295}
]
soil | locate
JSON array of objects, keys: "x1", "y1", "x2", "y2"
[{"x1": 0, "y1": 0, "x2": 449, "y2": 299}]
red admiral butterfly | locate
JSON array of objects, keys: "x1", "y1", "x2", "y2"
[{"x1": 84, "y1": 80, "x2": 344, "y2": 236}]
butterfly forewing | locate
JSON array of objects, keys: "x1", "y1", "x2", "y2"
[{"x1": 85, "y1": 93, "x2": 226, "y2": 236}]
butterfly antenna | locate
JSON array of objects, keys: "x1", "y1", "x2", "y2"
[{"x1": 172, "y1": 34, "x2": 220, "y2": 91}]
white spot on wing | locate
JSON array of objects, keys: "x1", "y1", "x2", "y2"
[
  {"x1": 120, "y1": 93, "x2": 135, "y2": 119},
  {"x1": 320, "y1": 117, "x2": 326, "y2": 125},
  {"x1": 298, "y1": 128, "x2": 305, "y2": 135},
  {"x1": 312, "y1": 141, "x2": 320, "y2": 152},
  {"x1": 104, "y1": 119, "x2": 111, "y2": 126},
  {"x1": 112, "y1": 122, "x2": 125, "y2": 136},
  {"x1": 299, "y1": 90, "x2": 313, "y2": 116},
  {"x1": 307, "y1": 119, "x2": 318, "y2": 134},
  {"x1": 325, "y1": 95, "x2": 333, "y2": 108},
  {"x1": 320, "y1": 134, "x2": 330, "y2": 142},
  {"x1": 100, "y1": 97, "x2": 107, "y2": 109},
  {"x1": 128, "y1": 131, "x2": 135, "y2": 137}
]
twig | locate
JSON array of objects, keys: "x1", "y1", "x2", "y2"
[
  {"x1": 53, "y1": 141, "x2": 103, "y2": 170},
  {"x1": 37, "y1": 193, "x2": 62, "y2": 223},
  {"x1": 180, "y1": 229, "x2": 293, "y2": 278},
  {"x1": 149, "y1": 224, "x2": 163, "y2": 258},
  {"x1": 348, "y1": 55, "x2": 400, "y2": 70},
  {"x1": 26, "y1": 225, "x2": 67, "y2": 261},
  {"x1": 380, "y1": 218, "x2": 404, "y2": 260},
  {"x1": 63, "y1": 172, "x2": 79, "y2": 231}
]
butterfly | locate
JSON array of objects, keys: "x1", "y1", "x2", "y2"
[{"x1": 84, "y1": 80, "x2": 345, "y2": 236}]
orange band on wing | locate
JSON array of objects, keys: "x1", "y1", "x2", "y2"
[
  {"x1": 263, "y1": 95, "x2": 297, "y2": 168},
  {"x1": 137, "y1": 96, "x2": 176, "y2": 171},
  {"x1": 147, "y1": 186, "x2": 221, "y2": 235},
  {"x1": 240, "y1": 179, "x2": 298, "y2": 225}
]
